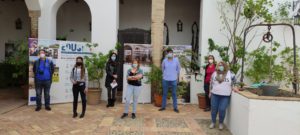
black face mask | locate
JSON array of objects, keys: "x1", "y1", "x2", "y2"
[{"x1": 76, "y1": 62, "x2": 82, "y2": 66}]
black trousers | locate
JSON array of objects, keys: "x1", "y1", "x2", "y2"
[
  {"x1": 107, "y1": 87, "x2": 117, "y2": 100},
  {"x1": 72, "y1": 83, "x2": 86, "y2": 114},
  {"x1": 204, "y1": 83, "x2": 211, "y2": 108}
]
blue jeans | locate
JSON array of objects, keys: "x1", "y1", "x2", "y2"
[
  {"x1": 124, "y1": 84, "x2": 142, "y2": 113},
  {"x1": 35, "y1": 80, "x2": 52, "y2": 108},
  {"x1": 162, "y1": 79, "x2": 178, "y2": 109},
  {"x1": 211, "y1": 94, "x2": 230, "y2": 124}
]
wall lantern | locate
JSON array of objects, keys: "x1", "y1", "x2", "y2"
[
  {"x1": 177, "y1": 20, "x2": 183, "y2": 32},
  {"x1": 89, "y1": 21, "x2": 91, "y2": 31},
  {"x1": 15, "y1": 18, "x2": 22, "y2": 30}
]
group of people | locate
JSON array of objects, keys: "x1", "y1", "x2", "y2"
[{"x1": 33, "y1": 49, "x2": 238, "y2": 130}]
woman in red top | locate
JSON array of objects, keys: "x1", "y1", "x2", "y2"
[{"x1": 203, "y1": 55, "x2": 216, "y2": 112}]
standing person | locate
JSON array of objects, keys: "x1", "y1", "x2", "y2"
[
  {"x1": 159, "y1": 48, "x2": 181, "y2": 113},
  {"x1": 203, "y1": 55, "x2": 216, "y2": 112},
  {"x1": 33, "y1": 50, "x2": 54, "y2": 111},
  {"x1": 209, "y1": 61, "x2": 239, "y2": 130},
  {"x1": 105, "y1": 52, "x2": 119, "y2": 108},
  {"x1": 121, "y1": 59, "x2": 143, "y2": 119},
  {"x1": 70, "y1": 57, "x2": 88, "y2": 118}
]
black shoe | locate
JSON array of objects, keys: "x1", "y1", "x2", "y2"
[
  {"x1": 204, "y1": 108, "x2": 211, "y2": 112},
  {"x1": 159, "y1": 108, "x2": 166, "y2": 111},
  {"x1": 79, "y1": 113, "x2": 85, "y2": 118},
  {"x1": 45, "y1": 106, "x2": 51, "y2": 111},
  {"x1": 132, "y1": 113, "x2": 136, "y2": 119},
  {"x1": 35, "y1": 107, "x2": 41, "y2": 112},
  {"x1": 174, "y1": 109, "x2": 179, "y2": 113},
  {"x1": 106, "y1": 99, "x2": 111, "y2": 108},
  {"x1": 73, "y1": 113, "x2": 78, "y2": 118},
  {"x1": 111, "y1": 99, "x2": 115, "y2": 107},
  {"x1": 121, "y1": 113, "x2": 128, "y2": 119}
]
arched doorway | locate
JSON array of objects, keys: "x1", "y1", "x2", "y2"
[
  {"x1": 0, "y1": 0, "x2": 30, "y2": 113},
  {"x1": 0, "y1": 0, "x2": 30, "y2": 62},
  {"x1": 56, "y1": 0, "x2": 91, "y2": 42}
]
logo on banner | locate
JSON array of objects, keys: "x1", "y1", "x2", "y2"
[{"x1": 61, "y1": 43, "x2": 91, "y2": 54}]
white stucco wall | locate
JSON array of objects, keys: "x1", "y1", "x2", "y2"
[
  {"x1": 0, "y1": 0, "x2": 30, "y2": 62},
  {"x1": 38, "y1": 0, "x2": 118, "y2": 53},
  {"x1": 119, "y1": 0, "x2": 200, "y2": 45},
  {"x1": 226, "y1": 93, "x2": 300, "y2": 135}
]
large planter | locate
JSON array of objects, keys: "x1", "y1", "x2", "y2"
[
  {"x1": 197, "y1": 93, "x2": 206, "y2": 109},
  {"x1": 87, "y1": 88, "x2": 102, "y2": 105},
  {"x1": 154, "y1": 93, "x2": 162, "y2": 107},
  {"x1": 260, "y1": 84, "x2": 279, "y2": 96}
]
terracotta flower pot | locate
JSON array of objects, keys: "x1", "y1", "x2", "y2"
[
  {"x1": 87, "y1": 88, "x2": 102, "y2": 105},
  {"x1": 154, "y1": 93, "x2": 162, "y2": 107},
  {"x1": 197, "y1": 93, "x2": 206, "y2": 109}
]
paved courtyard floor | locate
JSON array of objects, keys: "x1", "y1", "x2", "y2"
[{"x1": 0, "y1": 89, "x2": 232, "y2": 135}]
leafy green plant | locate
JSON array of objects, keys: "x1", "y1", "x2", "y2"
[
  {"x1": 5, "y1": 40, "x2": 29, "y2": 85},
  {"x1": 208, "y1": 0, "x2": 274, "y2": 74},
  {"x1": 84, "y1": 44, "x2": 108, "y2": 89},
  {"x1": 144, "y1": 65, "x2": 163, "y2": 94}
]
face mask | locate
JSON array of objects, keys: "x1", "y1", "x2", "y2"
[
  {"x1": 76, "y1": 62, "x2": 83, "y2": 66},
  {"x1": 219, "y1": 66, "x2": 224, "y2": 71},
  {"x1": 208, "y1": 59, "x2": 214, "y2": 64},
  {"x1": 132, "y1": 64, "x2": 138, "y2": 68},
  {"x1": 111, "y1": 56, "x2": 116, "y2": 61},
  {"x1": 40, "y1": 54, "x2": 45, "y2": 58},
  {"x1": 167, "y1": 53, "x2": 173, "y2": 58}
]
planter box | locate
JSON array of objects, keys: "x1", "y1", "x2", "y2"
[{"x1": 225, "y1": 90, "x2": 300, "y2": 135}]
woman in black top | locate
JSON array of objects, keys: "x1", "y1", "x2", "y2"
[{"x1": 105, "y1": 52, "x2": 119, "y2": 108}]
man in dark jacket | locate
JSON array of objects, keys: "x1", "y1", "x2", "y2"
[{"x1": 33, "y1": 50, "x2": 54, "y2": 111}]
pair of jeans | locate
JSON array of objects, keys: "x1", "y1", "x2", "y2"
[
  {"x1": 211, "y1": 94, "x2": 230, "y2": 124},
  {"x1": 72, "y1": 83, "x2": 87, "y2": 115},
  {"x1": 162, "y1": 79, "x2": 178, "y2": 109},
  {"x1": 204, "y1": 83, "x2": 211, "y2": 108},
  {"x1": 124, "y1": 84, "x2": 141, "y2": 113},
  {"x1": 35, "y1": 80, "x2": 51, "y2": 108},
  {"x1": 107, "y1": 87, "x2": 117, "y2": 100}
]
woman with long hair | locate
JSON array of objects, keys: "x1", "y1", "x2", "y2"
[
  {"x1": 70, "y1": 56, "x2": 88, "y2": 118},
  {"x1": 203, "y1": 55, "x2": 216, "y2": 111},
  {"x1": 105, "y1": 52, "x2": 119, "y2": 108},
  {"x1": 121, "y1": 59, "x2": 143, "y2": 119},
  {"x1": 209, "y1": 61, "x2": 239, "y2": 130}
]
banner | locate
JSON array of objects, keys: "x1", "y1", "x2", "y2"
[
  {"x1": 122, "y1": 43, "x2": 192, "y2": 104},
  {"x1": 28, "y1": 38, "x2": 92, "y2": 105}
]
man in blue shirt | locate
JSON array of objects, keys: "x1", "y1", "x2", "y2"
[
  {"x1": 159, "y1": 48, "x2": 181, "y2": 113},
  {"x1": 33, "y1": 50, "x2": 54, "y2": 111}
]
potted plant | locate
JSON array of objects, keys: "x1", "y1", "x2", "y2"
[
  {"x1": 246, "y1": 42, "x2": 285, "y2": 96},
  {"x1": 84, "y1": 44, "x2": 108, "y2": 105},
  {"x1": 145, "y1": 64, "x2": 163, "y2": 107},
  {"x1": 197, "y1": 93, "x2": 206, "y2": 109},
  {"x1": 6, "y1": 40, "x2": 29, "y2": 99}
]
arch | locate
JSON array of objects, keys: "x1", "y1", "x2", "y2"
[{"x1": 54, "y1": 0, "x2": 92, "y2": 42}]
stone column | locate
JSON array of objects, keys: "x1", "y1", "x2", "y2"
[
  {"x1": 151, "y1": 0, "x2": 166, "y2": 67},
  {"x1": 29, "y1": 10, "x2": 41, "y2": 38}
]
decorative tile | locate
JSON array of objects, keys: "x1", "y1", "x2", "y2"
[
  {"x1": 112, "y1": 118, "x2": 144, "y2": 127},
  {"x1": 157, "y1": 132, "x2": 193, "y2": 135},
  {"x1": 110, "y1": 130, "x2": 143, "y2": 135},
  {"x1": 195, "y1": 119, "x2": 232, "y2": 135},
  {"x1": 156, "y1": 118, "x2": 188, "y2": 128}
]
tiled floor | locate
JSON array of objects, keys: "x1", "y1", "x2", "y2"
[
  {"x1": 0, "y1": 88, "x2": 232, "y2": 135},
  {"x1": 0, "y1": 88, "x2": 27, "y2": 114}
]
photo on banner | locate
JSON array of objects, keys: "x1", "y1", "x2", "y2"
[{"x1": 28, "y1": 38, "x2": 93, "y2": 105}]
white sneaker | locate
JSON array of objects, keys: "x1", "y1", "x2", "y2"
[
  {"x1": 219, "y1": 123, "x2": 224, "y2": 130},
  {"x1": 209, "y1": 123, "x2": 215, "y2": 129}
]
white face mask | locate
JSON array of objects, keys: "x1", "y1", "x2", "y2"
[
  {"x1": 40, "y1": 54, "x2": 45, "y2": 58},
  {"x1": 208, "y1": 59, "x2": 214, "y2": 64},
  {"x1": 167, "y1": 53, "x2": 173, "y2": 58}
]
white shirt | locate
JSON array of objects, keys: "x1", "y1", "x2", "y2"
[{"x1": 211, "y1": 71, "x2": 235, "y2": 96}]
